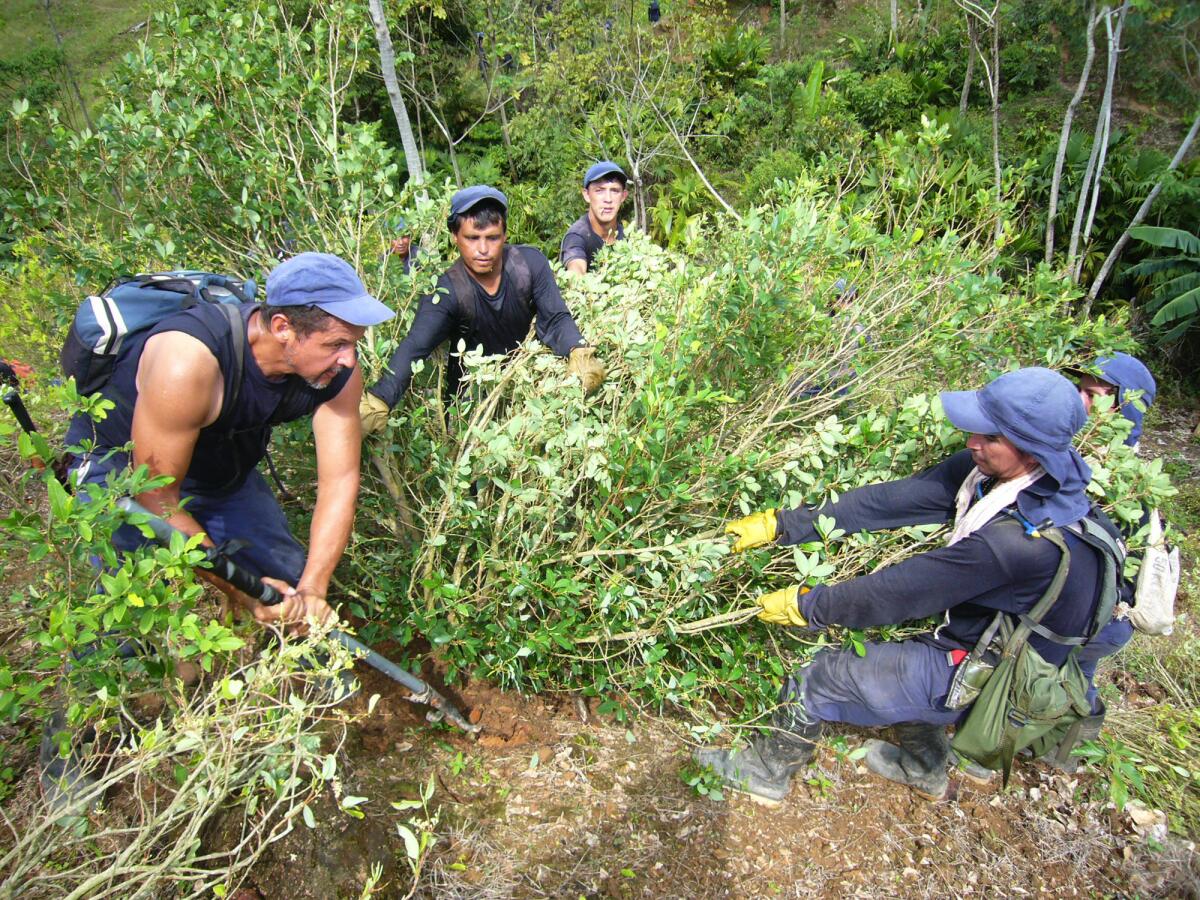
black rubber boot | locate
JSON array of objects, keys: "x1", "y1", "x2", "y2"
[
  {"x1": 693, "y1": 676, "x2": 822, "y2": 806},
  {"x1": 694, "y1": 722, "x2": 820, "y2": 807},
  {"x1": 864, "y1": 722, "x2": 951, "y2": 800},
  {"x1": 39, "y1": 708, "x2": 100, "y2": 817},
  {"x1": 949, "y1": 750, "x2": 996, "y2": 786},
  {"x1": 1040, "y1": 702, "x2": 1106, "y2": 773}
]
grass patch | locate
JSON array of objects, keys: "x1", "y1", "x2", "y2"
[{"x1": 0, "y1": 0, "x2": 155, "y2": 118}]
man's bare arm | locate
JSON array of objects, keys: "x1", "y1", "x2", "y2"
[
  {"x1": 300, "y1": 365, "x2": 364, "y2": 602},
  {"x1": 565, "y1": 258, "x2": 587, "y2": 276},
  {"x1": 131, "y1": 331, "x2": 223, "y2": 536}
]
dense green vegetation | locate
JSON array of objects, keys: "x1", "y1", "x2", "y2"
[{"x1": 0, "y1": 0, "x2": 1198, "y2": 894}]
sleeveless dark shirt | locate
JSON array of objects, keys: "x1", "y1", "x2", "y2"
[{"x1": 66, "y1": 302, "x2": 352, "y2": 495}]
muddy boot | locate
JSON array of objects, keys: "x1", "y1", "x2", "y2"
[
  {"x1": 39, "y1": 708, "x2": 100, "y2": 817},
  {"x1": 1040, "y1": 702, "x2": 1106, "y2": 774},
  {"x1": 864, "y1": 722, "x2": 951, "y2": 801},
  {"x1": 694, "y1": 723, "x2": 820, "y2": 807},
  {"x1": 949, "y1": 750, "x2": 995, "y2": 786}
]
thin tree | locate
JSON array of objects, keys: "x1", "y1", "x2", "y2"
[
  {"x1": 367, "y1": 0, "x2": 425, "y2": 187},
  {"x1": 1068, "y1": 3, "x2": 1128, "y2": 281},
  {"x1": 1046, "y1": 2, "x2": 1101, "y2": 264},
  {"x1": 1083, "y1": 109, "x2": 1200, "y2": 313},
  {"x1": 957, "y1": 0, "x2": 1003, "y2": 243},
  {"x1": 959, "y1": 14, "x2": 977, "y2": 115}
]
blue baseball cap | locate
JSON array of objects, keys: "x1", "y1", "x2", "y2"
[
  {"x1": 1068, "y1": 353, "x2": 1156, "y2": 446},
  {"x1": 941, "y1": 368, "x2": 1092, "y2": 525},
  {"x1": 449, "y1": 185, "x2": 508, "y2": 216},
  {"x1": 583, "y1": 161, "x2": 627, "y2": 189},
  {"x1": 266, "y1": 252, "x2": 394, "y2": 327}
]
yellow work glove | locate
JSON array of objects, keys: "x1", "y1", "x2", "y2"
[
  {"x1": 359, "y1": 391, "x2": 391, "y2": 436},
  {"x1": 567, "y1": 346, "x2": 606, "y2": 396},
  {"x1": 725, "y1": 508, "x2": 778, "y2": 553},
  {"x1": 755, "y1": 585, "x2": 810, "y2": 626}
]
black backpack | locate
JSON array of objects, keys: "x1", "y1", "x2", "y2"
[
  {"x1": 61, "y1": 271, "x2": 255, "y2": 399},
  {"x1": 443, "y1": 246, "x2": 534, "y2": 338}
]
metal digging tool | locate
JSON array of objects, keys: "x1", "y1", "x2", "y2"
[{"x1": 117, "y1": 498, "x2": 480, "y2": 735}]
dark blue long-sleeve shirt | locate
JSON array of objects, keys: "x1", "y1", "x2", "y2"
[
  {"x1": 369, "y1": 245, "x2": 585, "y2": 407},
  {"x1": 777, "y1": 450, "x2": 1105, "y2": 666}
]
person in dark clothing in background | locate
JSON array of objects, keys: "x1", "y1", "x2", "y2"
[
  {"x1": 695, "y1": 368, "x2": 1106, "y2": 805},
  {"x1": 360, "y1": 186, "x2": 606, "y2": 433},
  {"x1": 387, "y1": 217, "x2": 420, "y2": 276},
  {"x1": 560, "y1": 162, "x2": 628, "y2": 275}
]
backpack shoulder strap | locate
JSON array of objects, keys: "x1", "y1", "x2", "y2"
[
  {"x1": 990, "y1": 517, "x2": 1074, "y2": 659},
  {"x1": 215, "y1": 303, "x2": 246, "y2": 427},
  {"x1": 1064, "y1": 517, "x2": 1124, "y2": 640},
  {"x1": 505, "y1": 245, "x2": 534, "y2": 316},
  {"x1": 445, "y1": 259, "x2": 478, "y2": 334}
]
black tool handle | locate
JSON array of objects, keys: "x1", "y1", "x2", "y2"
[
  {"x1": 117, "y1": 497, "x2": 284, "y2": 605},
  {"x1": 2, "y1": 389, "x2": 38, "y2": 434}
]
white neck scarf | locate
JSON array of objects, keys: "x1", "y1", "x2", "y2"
[{"x1": 947, "y1": 465, "x2": 1045, "y2": 546}]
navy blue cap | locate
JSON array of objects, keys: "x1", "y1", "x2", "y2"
[
  {"x1": 449, "y1": 185, "x2": 508, "y2": 216},
  {"x1": 266, "y1": 252, "x2": 394, "y2": 327},
  {"x1": 941, "y1": 368, "x2": 1092, "y2": 526},
  {"x1": 1069, "y1": 353, "x2": 1156, "y2": 446},
  {"x1": 583, "y1": 161, "x2": 627, "y2": 188}
]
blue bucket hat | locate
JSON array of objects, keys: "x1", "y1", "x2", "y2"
[
  {"x1": 583, "y1": 161, "x2": 627, "y2": 189},
  {"x1": 266, "y1": 252, "x2": 394, "y2": 327},
  {"x1": 1068, "y1": 353, "x2": 1156, "y2": 446},
  {"x1": 449, "y1": 185, "x2": 508, "y2": 216},
  {"x1": 940, "y1": 368, "x2": 1092, "y2": 526}
]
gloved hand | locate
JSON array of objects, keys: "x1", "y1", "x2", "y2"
[
  {"x1": 359, "y1": 391, "x2": 391, "y2": 436},
  {"x1": 567, "y1": 346, "x2": 606, "y2": 396},
  {"x1": 754, "y1": 585, "x2": 811, "y2": 626},
  {"x1": 725, "y1": 509, "x2": 778, "y2": 553}
]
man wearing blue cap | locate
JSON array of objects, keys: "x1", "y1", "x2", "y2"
[
  {"x1": 560, "y1": 162, "x2": 629, "y2": 275},
  {"x1": 361, "y1": 185, "x2": 605, "y2": 431},
  {"x1": 695, "y1": 368, "x2": 1115, "y2": 804},
  {"x1": 1067, "y1": 352, "x2": 1157, "y2": 450},
  {"x1": 66, "y1": 252, "x2": 394, "y2": 630}
]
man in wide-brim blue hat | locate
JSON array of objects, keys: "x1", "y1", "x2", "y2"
[
  {"x1": 1065, "y1": 351, "x2": 1157, "y2": 450},
  {"x1": 693, "y1": 368, "x2": 1117, "y2": 804}
]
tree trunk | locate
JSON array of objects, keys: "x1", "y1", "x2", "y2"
[
  {"x1": 890, "y1": 0, "x2": 899, "y2": 46},
  {"x1": 367, "y1": 0, "x2": 425, "y2": 187},
  {"x1": 987, "y1": 6, "x2": 1002, "y2": 244},
  {"x1": 959, "y1": 15, "x2": 976, "y2": 114},
  {"x1": 1082, "y1": 109, "x2": 1200, "y2": 313},
  {"x1": 1046, "y1": 2, "x2": 1099, "y2": 264},
  {"x1": 1067, "y1": 5, "x2": 1119, "y2": 279},
  {"x1": 779, "y1": 0, "x2": 786, "y2": 52},
  {"x1": 497, "y1": 98, "x2": 517, "y2": 180},
  {"x1": 1077, "y1": 3, "x2": 1127, "y2": 268}
]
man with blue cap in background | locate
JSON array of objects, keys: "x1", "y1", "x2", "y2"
[
  {"x1": 560, "y1": 161, "x2": 629, "y2": 275},
  {"x1": 695, "y1": 368, "x2": 1114, "y2": 804},
  {"x1": 67, "y1": 251, "x2": 393, "y2": 630},
  {"x1": 1067, "y1": 352, "x2": 1157, "y2": 450},
  {"x1": 361, "y1": 185, "x2": 605, "y2": 432}
]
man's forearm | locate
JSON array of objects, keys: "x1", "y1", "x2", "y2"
[{"x1": 297, "y1": 470, "x2": 359, "y2": 595}]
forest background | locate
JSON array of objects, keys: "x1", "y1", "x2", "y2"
[{"x1": 0, "y1": 0, "x2": 1199, "y2": 896}]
